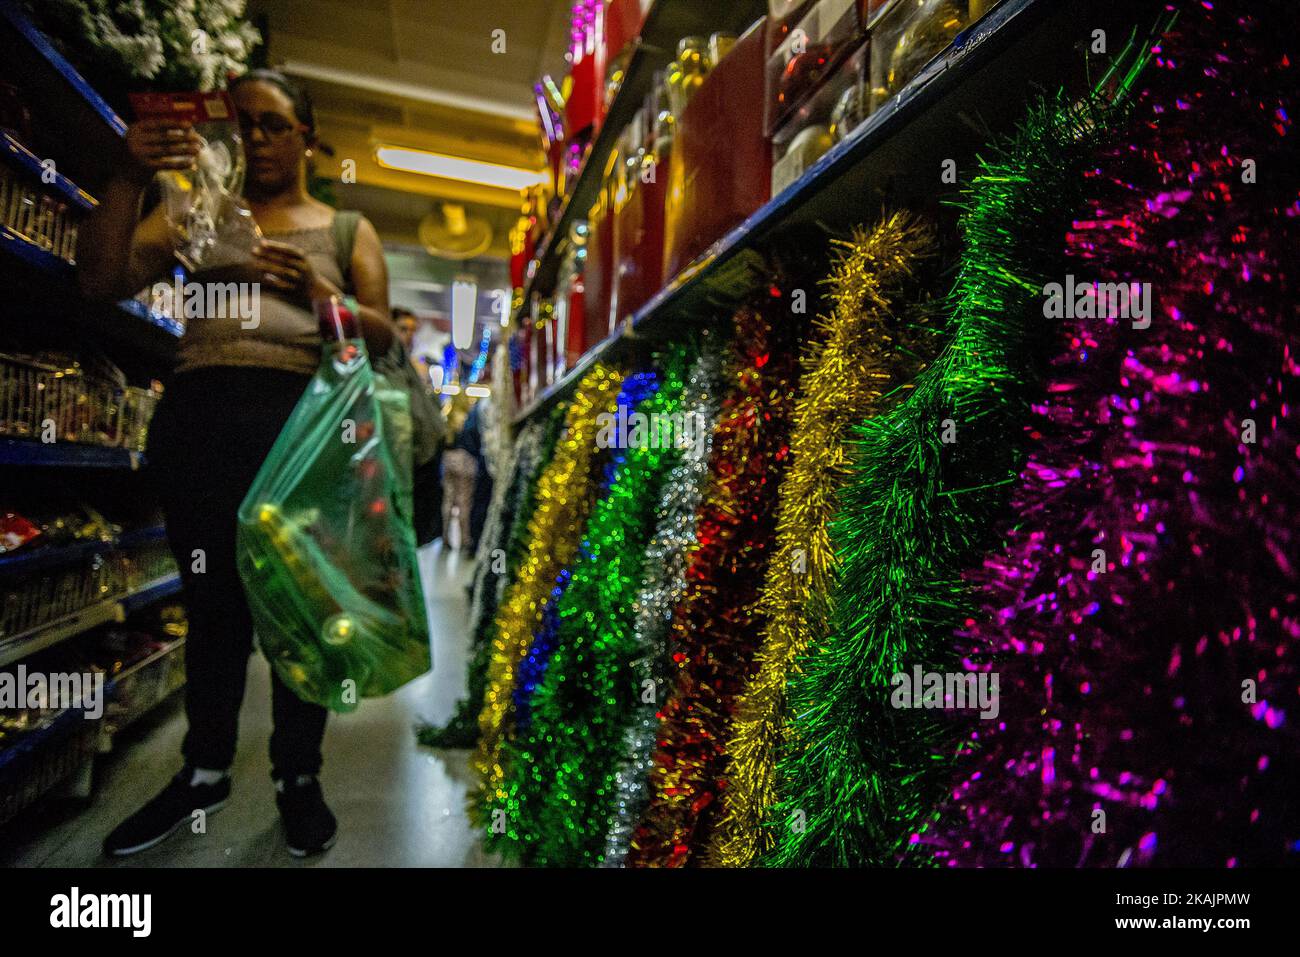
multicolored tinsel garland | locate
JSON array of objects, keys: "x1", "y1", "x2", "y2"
[
  {"x1": 511, "y1": 370, "x2": 662, "y2": 731},
  {"x1": 766, "y1": 82, "x2": 1136, "y2": 867},
  {"x1": 710, "y1": 212, "x2": 939, "y2": 868},
  {"x1": 603, "y1": 333, "x2": 727, "y2": 866},
  {"x1": 626, "y1": 298, "x2": 802, "y2": 866},
  {"x1": 417, "y1": 408, "x2": 566, "y2": 748},
  {"x1": 925, "y1": 4, "x2": 1299, "y2": 867},
  {"x1": 498, "y1": 345, "x2": 693, "y2": 865},
  {"x1": 473, "y1": 363, "x2": 625, "y2": 807}
]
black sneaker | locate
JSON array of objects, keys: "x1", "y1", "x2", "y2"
[
  {"x1": 275, "y1": 775, "x2": 338, "y2": 857},
  {"x1": 102, "y1": 768, "x2": 230, "y2": 857}
]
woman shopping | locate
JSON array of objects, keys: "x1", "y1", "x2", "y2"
[{"x1": 79, "y1": 70, "x2": 395, "y2": 858}]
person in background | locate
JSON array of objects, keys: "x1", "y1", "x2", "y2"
[
  {"x1": 440, "y1": 395, "x2": 478, "y2": 553},
  {"x1": 391, "y1": 306, "x2": 448, "y2": 546},
  {"x1": 79, "y1": 69, "x2": 395, "y2": 859},
  {"x1": 463, "y1": 396, "x2": 494, "y2": 551}
]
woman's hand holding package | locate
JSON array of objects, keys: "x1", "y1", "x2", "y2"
[{"x1": 252, "y1": 238, "x2": 340, "y2": 305}]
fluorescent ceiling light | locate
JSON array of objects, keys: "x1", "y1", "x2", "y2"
[
  {"x1": 440, "y1": 383, "x2": 461, "y2": 395},
  {"x1": 466, "y1": 385, "x2": 491, "y2": 398},
  {"x1": 376, "y1": 146, "x2": 546, "y2": 192},
  {"x1": 279, "y1": 59, "x2": 535, "y2": 122}
]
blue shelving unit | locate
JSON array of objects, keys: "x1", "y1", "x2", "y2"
[
  {"x1": 0, "y1": 130, "x2": 97, "y2": 211},
  {"x1": 0, "y1": 223, "x2": 75, "y2": 279},
  {"x1": 118, "y1": 574, "x2": 183, "y2": 616},
  {"x1": 0, "y1": 538, "x2": 111, "y2": 577},
  {"x1": 0, "y1": 438, "x2": 145, "y2": 470},
  {"x1": 0, "y1": 525, "x2": 167, "y2": 577},
  {"x1": 0, "y1": 0, "x2": 127, "y2": 140},
  {"x1": 115, "y1": 296, "x2": 185, "y2": 339}
]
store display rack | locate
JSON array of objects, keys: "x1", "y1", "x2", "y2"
[
  {"x1": 100, "y1": 636, "x2": 187, "y2": 742},
  {"x1": 0, "y1": 525, "x2": 166, "y2": 576},
  {"x1": 0, "y1": 0, "x2": 127, "y2": 184},
  {"x1": 0, "y1": 4, "x2": 182, "y2": 358},
  {"x1": 0, "y1": 635, "x2": 186, "y2": 825},
  {"x1": 0, "y1": 700, "x2": 99, "y2": 826},
  {"x1": 513, "y1": 0, "x2": 1066, "y2": 425},
  {"x1": 0, "y1": 439, "x2": 146, "y2": 470},
  {"x1": 521, "y1": 0, "x2": 769, "y2": 301},
  {"x1": 1, "y1": 0, "x2": 187, "y2": 823},
  {"x1": 0, "y1": 573, "x2": 181, "y2": 669}
]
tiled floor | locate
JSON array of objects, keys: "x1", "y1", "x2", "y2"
[{"x1": 1, "y1": 541, "x2": 499, "y2": 868}]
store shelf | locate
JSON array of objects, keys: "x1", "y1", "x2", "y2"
[
  {"x1": 0, "y1": 572, "x2": 180, "y2": 669},
  {"x1": 519, "y1": 0, "x2": 768, "y2": 310},
  {"x1": 0, "y1": 226, "x2": 183, "y2": 354},
  {"x1": 118, "y1": 574, "x2": 183, "y2": 616},
  {"x1": 0, "y1": 538, "x2": 112, "y2": 578},
  {"x1": 514, "y1": 0, "x2": 1058, "y2": 424},
  {"x1": 0, "y1": 703, "x2": 88, "y2": 775},
  {"x1": 0, "y1": 594, "x2": 122, "y2": 670},
  {"x1": 0, "y1": 224, "x2": 74, "y2": 280},
  {"x1": 0, "y1": 525, "x2": 167, "y2": 578},
  {"x1": 0, "y1": 438, "x2": 145, "y2": 470},
  {"x1": 115, "y1": 297, "x2": 186, "y2": 339},
  {"x1": 0, "y1": 0, "x2": 127, "y2": 193},
  {"x1": 102, "y1": 637, "x2": 187, "y2": 741},
  {"x1": 0, "y1": 130, "x2": 97, "y2": 211}
]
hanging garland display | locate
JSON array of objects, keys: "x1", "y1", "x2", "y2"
[
  {"x1": 709, "y1": 212, "x2": 940, "y2": 868},
  {"x1": 626, "y1": 297, "x2": 802, "y2": 867},
  {"x1": 602, "y1": 333, "x2": 727, "y2": 867},
  {"x1": 924, "y1": 4, "x2": 1299, "y2": 867},
  {"x1": 494, "y1": 345, "x2": 693, "y2": 865},
  {"x1": 417, "y1": 407, "x2": 566, "y2": 748},
  {"x1": 472, "y1": 364, "x2": 626, "y2": 807},
  {"x1": 765, "y1": 71, "x2": 1143, "y2": 867},
  {"x1": 509, "y1": 369, "x2": 662, "y2": 733}
]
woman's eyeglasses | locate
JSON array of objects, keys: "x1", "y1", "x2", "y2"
[{"x1": 237, "y1": 111, "x2": 306, "y2": 141}]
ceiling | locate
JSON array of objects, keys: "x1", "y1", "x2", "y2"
[{"x1": 247, "y1": 0, "x2": 574, "y2": 262}]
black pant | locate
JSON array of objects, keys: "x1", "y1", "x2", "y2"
[{"x1": 147, "y1": 366, "x2": 326, "y2": 779}]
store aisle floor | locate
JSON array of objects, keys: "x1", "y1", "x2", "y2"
[{"x1": 2, "y1": 542, "x2": 500, "y2": 868}]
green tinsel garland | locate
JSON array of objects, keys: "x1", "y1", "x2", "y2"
[
  {"x1": 497, "y1": 343, "x2": 693, "y2": 866},
  {"x1": 767, "y1": 87, "x2": 1130, "y2": 867},
  {"x1": 416, "y1": 406, "x2": 567, "y2": 748}
]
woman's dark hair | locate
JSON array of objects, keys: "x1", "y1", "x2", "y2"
[{"x1": 229, "y1": 68, "x2": 316, "y2": 139}]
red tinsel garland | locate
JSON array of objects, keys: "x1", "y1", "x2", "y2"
[{"x1": 625, "y1": 296, "x2": 802, "y2": 866}]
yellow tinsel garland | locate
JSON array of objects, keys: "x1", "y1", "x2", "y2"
[
  {"x1": 472, "y1": 363, "x2": 626, "y2": 806},
  {"x1": 708, "y1": 212, "x2": 937, "y2": 866}
]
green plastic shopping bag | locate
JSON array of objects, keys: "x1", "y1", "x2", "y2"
[{"x1": 237, "y1": 297, "x2": 430, "y2": 712}]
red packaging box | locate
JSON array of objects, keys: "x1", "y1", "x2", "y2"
[
  {"x1": 662, "y1": 17, "x2": 770, "y2": 284},
  {"x1": 566, "y1": 1, "x2": 606, "y2": 137}
]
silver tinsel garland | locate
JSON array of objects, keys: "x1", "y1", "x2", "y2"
[
  {"x1": 601, "y1": 333, "x2": 725, "y2": 866},
  {"x1": 468, "y1": 416, "x2": 549, "y2": 633}
]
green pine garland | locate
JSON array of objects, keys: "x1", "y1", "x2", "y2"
[
  {"x1": 496, "y1": 343, "x2": 693, "y2": 865},
  {"x1": 417, "y1": 404, "x2": 567, "y2": 748},
  {"x1": 767, "y1": 87, "x2": 1131, "y2": 867}
]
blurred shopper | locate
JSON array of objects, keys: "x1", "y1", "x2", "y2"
[
  {"x1": 441, "y1": 396, "x2": 478, "y2": 553},
  {"x1": 390, "y1": 307, "x2": 448, "y2": 545},
  {"x1": 464, "y1": 397, "x2": 494, "y2": 551}
]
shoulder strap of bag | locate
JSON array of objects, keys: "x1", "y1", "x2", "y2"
[{"x1": 331, "y1": 210, "x2": 363, "y2": 288}]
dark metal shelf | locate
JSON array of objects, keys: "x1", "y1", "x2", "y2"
[
  {"x1": 513, "y1": 0, "x2": 1076, "y2": 424},
  {"x1": 518, "y1": 0, "x2": 768, "y2": 313},
  {"x1": 0, "y1": 0, "x2": 127, "y2": 194},
  {"x1": 0, "y1": 130, "x2": 97, "y2": 211},
  {"x1": 0, "y1": 439, "x2": 146, "y2": 470},
  {"x1": 0, "y1": 573, "x2": 180, "y2": 669},
  {"x1": 0, "y1": 526, "x2": 167, "y2": 578}
]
